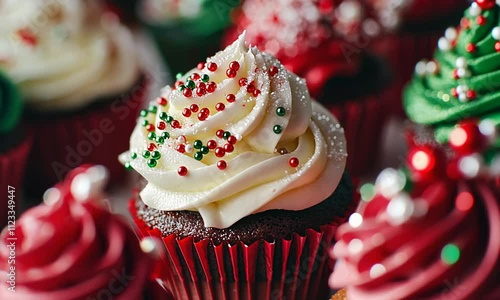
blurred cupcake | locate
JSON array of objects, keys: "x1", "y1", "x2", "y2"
[
  {"x1": 370, "y1": 0, "x2": 469, "y2": 116},
  {"x1": 139, "y1": 0, "x2": 240, "y2": 76},
  {"x1": 0, "y1": 0, "x2": 148, "y2": 196},
  {"x1": 0, "y1": 165, "x2": 160, "y2": 299},
  {"x1": 330, "y1": 135, "x2": 500, "y2": 299},
  {"x1": 122, "y1": 33, "x2": 358, "y2": 299},
  {"x1": 224, "y1": 0, "x2": 393, "y2": 176},
  {"x1": 404, "y1": 1, "x2": 500, "y2": 162},
  {"x1": 105, "y1": 0, "x2": 140, "y2": 24},
  {"x1": 0, "y1": 71, "x2": 31, "y2": 229}
]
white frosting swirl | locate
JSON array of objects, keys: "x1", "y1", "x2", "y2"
[
  {"x1": 120, "y1": 33, "x2": 347, "y2": 228},
  {"x1": 0, "y1": 0, "x2": 140, "y2": 111}
]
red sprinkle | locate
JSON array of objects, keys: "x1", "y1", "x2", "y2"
[
  {"x1": 196, "y1": 87, "x2": 206, "y2": 97},
  {"x1": 146, "y1": 124, "x2": 155, "y2": 132},
  {"x1": 207, "y1": 62, "x2": 218, "y2": 72},
  {"x1": 495, "y1": 41, "x2": 500, "y2": 52},
  {"x1": 197, "y1": 62, "x2": 205, "y2": 70},
  {"x1": 200, "y1": 108, "x2": 210, "y2": 115},
  {"x1": 171, "y1": 120, "x2": 181, "y2": 128},
  {"x1": 466, "y1": 43, "x2": 476, "y2": 53},
  {"x1": 224, "y1": 143, "x2": 234, "y2": 153},
  {"x1": 157, "y1": 121, "x2": 166, "y2": 130},
  {"x1": 229, "y1": 61, "x2": 240, "y2": 71},
  {"x1": 246, "y1": 83, "x2": 255, "y2": 93},
  {"x1": 190, "y1": 104, "x2": 199, "y2": 112},
  {"x1": 226, "y1": 94, "x2": 236, "y2": 103},
  {"x1": 466, "y1": 90, "x2": 477, "y2": 100},
  {"x1": 207, "y1": 140, "x2": 217, "y2": 149},
  {"x1": 157, "y1": 97, "x2": 168, "y2": 106},
  {"x1": 182, "y1": 108, "x2": 192, "y2": 117},
  {"x1": 215, "y1": 147, "x2": 225, "y2": 157},
  {"x1": 216, "y1": 129, "x2": 225, "y2": 138},
  {"x1": 197, "y1": 82, "x2": 206, "y2": 90},
  {"x1": 216, "y1": 102, "x2": 226, "y2": 111},
  {"x1": 460, "y1": 18, "x2": 470, "y2": 29},
  {"x1": 183, "y1": 88, "x2": 192, "y2": 97},
  {"x1": 198, "y1": 112, "x2": 208, "y2": 121},
  {"x1": 238, "y1": 78, "x2": 248, "y2": 87},
  {"x1": 147, "y1": 143, "x2": 156, "y2": 151},
  {"x1": 177, "y1": 166, "x2": 188, "y2": 176},
  {"x1": 289, "y1": 157, "x2": 300, "y2": 168},
  {"x1": 452, "y1": 69, "x2": 459, "y2": 79},
  {"x1": 252, "y1": 89, "x2": 261, "y2": 97},
  {"x1": 17, "y1": 28, "x2": 37, "y2": 46},
  {"x1": 176, "y1": 144, "x2": 186, "y2": 153},
  {"x1": 476, "y1": 15, "x2": 487, "y2": 26},
  {"x1": 191, "y1": 73, "x2": 200, "y2": 80},
  {"x1": 451, "y1": 88, "x2": 458, "y2": 98},
  {"x1": 175, "y1": 81, "x2": 184, "y2": 88},
  {"x1": 269, "y1": 66, "x2": 278, "y2": 76},
  {"x1": 227, "y1": 135, "x2": 237, "y2": 145},
  {"x1": 207, "y1": 82, "x2": 217, "y2": 93},
  {"x1": 226, "y1": 68, "x2": 237, "y2": 78},
  {"x1": 217, "y1": 160, "x2": 227, "y2": 170}
]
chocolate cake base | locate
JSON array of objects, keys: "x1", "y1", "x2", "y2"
[{"x1": 134, "y1": 172, "x2": 354, "y2": 245}]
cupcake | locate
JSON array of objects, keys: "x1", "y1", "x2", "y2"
[
  {"x1": 370, "y1": 0, "x2": 469, "y2": 116},
  {"x1": 0, "y1": 71, "x2": 31, "y2": 229},
  {"x1": 139, "y1": 0, "x2": 240, "y2": 77},
  {"x1": 404, "y1": 0, "x2": 500, "y2": 164},
  {"x1": 330, "y1": 139, "x2": 500, "y2": 299},
  {"x1": 122, "y1": 33, "x2": 358, "y2": 299},
  {"x1": 224, "y1": 0, "x2": 393, "y2": 176},
  {"x1": 0, "y1": 165, "x2": 159, "y2": 299},
  {"x1": 0, "y1": 0, "x2": 148, "y2": 196}
]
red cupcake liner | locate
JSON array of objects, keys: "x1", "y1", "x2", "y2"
[
  {"x1": 24, "y1": 76, "x2": 149, "y2": 197},
  {"x1": 401, "y1": 0, "x2": 468, "y2": 23},
  {"x1": 0, "y1": 133, "x2": 32, "y2": 229},
  {"x1": 371, "y1": 31, "x2": 442, "y2": 118},
  {"x1": 327, "y1": 87, "x2": 395, "y2": 177},
  {"x1": 129, "y1": 197, "x2": 359, "y2": 300}
]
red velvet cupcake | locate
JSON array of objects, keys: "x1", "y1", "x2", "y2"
[
  {"x1": 369, "y1": 0, "x2": 469, "y2": 116},
  {"x1": 0, "y1": 165, "x2": 159, "y2": 299},
  {"x1": 224, "y1": 0, "x2": 393, "y2": 176},
  {"x1": 330, "y1": 138, "x2": 500, "y2": 299},
  {"x1": 123, "y1": 34, "x2": 358, "y2": 299},
  {"x1": 0, "y1": 0, "x2": 149, "y2": 196}
]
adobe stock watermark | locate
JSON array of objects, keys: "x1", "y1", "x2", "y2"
[
  {"x1": 50, "y1": 66, "x2": 168, "y2": 181},
  {"x1": 86, "y1": 267, "x2": 135, "y2": 300}
]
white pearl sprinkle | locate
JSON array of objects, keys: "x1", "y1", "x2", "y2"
[
  {"x1": 459, "y1": 93, "x2": 468, "y2": 102},
  {"x1": 349, "y1": 213, "x2": 363, "y2": 228},
  {"x1": 387, "y1": 193, "x2": 415, "y2": 225},
  {"x1": 445, "y1": 27, "x2": 458, "y2": 40},
  {"x1": 426, "y1": 61, "x2": 438, "y2": 74},
  {"x1": 185, "y1": 144, "x2": 194, "y2": 153},
  {"x1": 348, "y1": 239, "x2": 364, "y2": 254},
  {"x1": 479, "y1": 119, "x2": 497, "y2": 140},
  {"x1": 492, "y1": 27, "x2": 500, "y2": 40},
  {"x1": 490, "y1": 155, "x2": 500, "y2": 176},
  {"x1": 370, "y1": 264, "x2": 386, "y2": 278},
  {"x1": 415, "y1": 60, "x2": 427, "y2": 76},
  {"x1": 459, "y1": 154, "x2": 483, "y2": 178},
  {"x1": 43, "y1": 188, "x2": 61, "y2": 206},
  {"x1": 469, "y1": 3, "x2": 482, "y2": 17},
  {"x1": 438, "y1": 37, "x2": 451, "y2": 51},
  {"x1": 456, "y1": 84, "x2": 466, "y2": 94},
  {"x1": 457, "y1": 68, "x2": 469, "y2": 78},
  {"x1": 176, "y1": 135, "x2": 186, "y2": 144},
  {"x1": 375, "y1": 168, "x2": 406, "y2": 198},
  {"x1": 497, "y1": 0, "x2": 500, "y2": 6},
  {"x1": 71, "y1": 166, "x2": 109, "y2": 202},
  {"x1": 456, "y1": 57, "x2": 467, "y2": 68}
]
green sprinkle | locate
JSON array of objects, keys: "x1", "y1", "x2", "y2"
[
  {"x1": 156, "y1": 136, "x2": 165, "y2": 144},
  {"x1": 201, "y1": 74, "x2": 210, "y2": 82},
  {"x1": 186, "y1": 80, "x2": 196, "y2": 90},
  {"x1": 149, "y1": 105, "x2": 157, "y2": 113},
  {"x1": 360, "y1": 184, "x2": 375, "y2": 202},
  {"x1": 193, "y1": 140, "x2": 203, "y2": 149},
  {"x1": 194, "y1": 152, "x2": 203, "y2": 161},
  {"x1": 441, "y1": 244, "x2": 460, "y2": 265},
  {"x1": 161, "y1": 132, "x2": 170, "y2": 139},
  {"x1": 147, "y1": 159, "x2": 157, "y2": 168},
  {"x1": 273, "y1": 125, "x2": 282, "y2": 134},
  {"x1": 142, "y1": 151, "x2": 150, "y2": 159},
  {"x1": 130, "y1": 152, "x2": 137, "y2": 160},
  {"x1": 124, "y1": 161, "x2": 133, "y2": 170},
  {"x1": 176, "y1": 72, "x2": 183, "y2": 79},
  {"x1": 166, "y1": 116, "x2": 174, "y2": 124},
  {"x1": 223, "y1": 131, "x2": 231, "y2": 139},
  {"x1": 141, "y1": 120, "x2": 149, "y2": 127},
  {"x1": 276, "y1": 107, "x2": 286, "y2": 116},
  {"x1": 140, "y1": 109, "x2": 148, "y2": 117},
  {"x1": 151, "y1": 151, "x2": 161, "y2": 160},
  {"x1": 159, "y1": 112, "x2": 168, "y2": 121},
  {"x1": 200, "y1": 146, "x2": 209, "y2": 154},
  {"x1": 147, "y1": 132, "x2": 156, "y2": 140},
  {"x1": 177, "y1": 85, "x2": 186, "y2": 91}
]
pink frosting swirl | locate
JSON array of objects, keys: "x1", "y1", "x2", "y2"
[
  {"x1": 330, "y1": 179, "x2": 500, "y2": 299},
  {"x1": 0, "y1": 166, "x2": 153, "y2": 300}
]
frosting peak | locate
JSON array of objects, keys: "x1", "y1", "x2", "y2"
[{"x1": 120, "y1": 34, "x2": 347, "y2": 228}]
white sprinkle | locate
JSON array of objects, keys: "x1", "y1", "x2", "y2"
[
  {"x1": 43, "y1": 188, "x2": 61, "y2": 206},
  {"x1": 492, "y1": 27, "x2": 500, "y2": 40},
  {"x1": 349, "y1": 213, "x2": 363, "y2": 228},
  {"x1": 438, "y1": 38, "x2": 451, "y2": 51},
  {"x1": 387, "y1": 193, "x2": 415, "y2": 225},
  {"x1": 456, "y1": 57, "x2": 467, "y2": 68},
  {"x1": 445, "y1": 27, "x2": 458, "y2": 40},
  {"x1": 370, "y1": 264, "x2": 386, "y2": 278},
  {"x1": 348, "y1": 239, "x2": 364, "y2": 254},
  {"x1": 375, "y1": 168, "x2": 406, "y2": 198},
  {"x1": 469, "y1": 3, "x2": 482, "y2": 17},
  {"x1": 426, "y1": 61, "x2": 438, "y2": 74},
  {"x1": 415, "y1": 60, "x2": 427, "y2": 76},
  {"x1": 479, "y1": 119, "x2": 496, "y2": 139},
  {"x1": 459, "y1": 154, "x2": 483, "y2": 178}
]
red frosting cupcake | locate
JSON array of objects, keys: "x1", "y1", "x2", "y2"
[
  {"x1": 330, "y1": 139, "x2": 500, "y2": 299},
  {"x1": 0, "y1": 165, "x2": 159, "y2": 299},
  {"x1": 224, "y1": 0, "x2": 394, "y2": 176}
]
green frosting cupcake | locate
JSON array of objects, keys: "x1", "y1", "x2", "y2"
[
  {"x1": 404, "y1": 2, "x2": 500, "y2": 146},
  {"x1": 0, "y1": 71, "x2": 22, "y2": 135}
]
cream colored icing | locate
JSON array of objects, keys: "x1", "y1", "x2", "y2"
[
  {"x1": 120, "y1": 33, "x2": 347, "y2": 228},
  {"x1": 0, "y1": 0, "x2": 139, "y2": 111}
]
